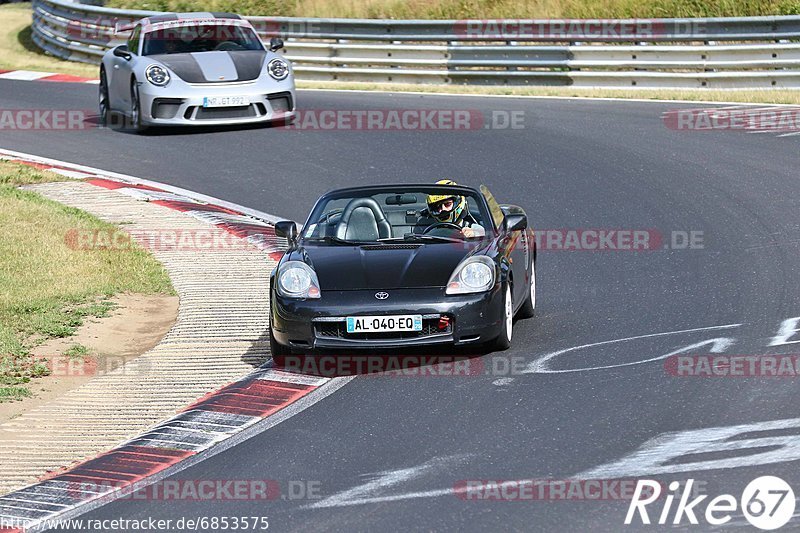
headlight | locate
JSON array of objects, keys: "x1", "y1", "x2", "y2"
[
  {"x1": 446, "y1": 256, "x2": 496, "y2": 295},
  {"x1": 268, "y1": 58, "x2": 289, "y2": 81},
  {"x1": 277, "y1": 261, "x2": 321, "y2": 299},
  {"x1": 145, "y1": 64, "x2": 170, "y2": 87}
]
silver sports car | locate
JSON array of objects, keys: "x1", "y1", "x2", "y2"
[{"x1": 99, "y1": 12, "x2": 296, "y2": 132}]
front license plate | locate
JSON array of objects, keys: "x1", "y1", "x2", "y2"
[
  {"x1": 202, "y1": 96, "x2": 249, "y2": 108},
  {"x1": 346, "y1": 315, "x2": 423, "y2": 333}
]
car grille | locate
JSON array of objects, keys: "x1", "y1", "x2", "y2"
[
  {"x1": 191, "y1": 105, "x2": 258, "y2": 120},
  {"x1": 314, "y1": 315, "x2": 452, "y2": 341}
]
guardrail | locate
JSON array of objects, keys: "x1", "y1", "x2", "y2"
[{"x1": 30, "y1": 0, "x2": 800, "y2": 88}]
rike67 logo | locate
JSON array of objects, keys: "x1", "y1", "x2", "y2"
[{"x1": 626, "y1": 476, "x2": 795, "y2": 530}]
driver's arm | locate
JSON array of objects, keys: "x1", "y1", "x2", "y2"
[{"x1": 462, "y1": 224, "x2": 485, "y2": 238}]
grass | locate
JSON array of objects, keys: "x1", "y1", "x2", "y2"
[
  {"x1": 0, "y1": 3, "x2": 97, "y2": 77},
  {"x1": 0, "y1": 161, "x2": 173, "y2": 401},
  {"x1": 107, "y1": 0, "x2": 800, "y2": 18},
  {"x1": 298, "y1": 81, "x2": 800, "y2": 104},
  {"x1": 0, "y1": 387, "x2": 33, "y2": 401},
  {"x1": 65, "y1": 344, "x2": 90, "y2": 359}
]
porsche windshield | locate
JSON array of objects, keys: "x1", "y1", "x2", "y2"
[
  {"x1": 302, "y1": 187, "x2": 493, "y2": 243},
  {"x1": 142, "y1": 24, "x2": 264, "y2": 55}
]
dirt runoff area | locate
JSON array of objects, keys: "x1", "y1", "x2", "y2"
[{"x1": 0, "y1": 293, "x2": 178, "y2": 424}]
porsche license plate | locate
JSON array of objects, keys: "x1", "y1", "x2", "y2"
[
  {"x1": 202, "y1": 96, "x2": 249, "y2": 108},
  {"x1": 346, "y1": 315, "x2": 422, "y2": 333}
]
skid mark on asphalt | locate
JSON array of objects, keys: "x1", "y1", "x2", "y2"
[
  {"x1": 307, "y1": 455, "x2": 472, "y2": 509},
  {"x1": 492, "y1": 323, "x2": 741, "y2": 386},
  {"x1": 525, "y1": 324, "x2": 739, "y2": 374},
  {"x1": 307, "y1": 418, "x2": 800, "y2": 510},
  {"x1": 499, "y1": 315, "x2": 800, "y2": 384},
  {"x1": 574, "y1": 418, "x2": 800, "y2": 485}
]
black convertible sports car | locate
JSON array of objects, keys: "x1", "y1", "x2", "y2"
[{"x1": 269, "y1": 183, "x2": 535, "y2": 354}]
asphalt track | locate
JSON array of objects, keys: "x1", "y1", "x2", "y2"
[{"x1": 2, "y1": 79, "x2": 800, "y2": 531}]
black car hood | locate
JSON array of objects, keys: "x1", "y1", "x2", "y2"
[
  {"x1": 287, "y1": 241, "x2": 488, "y2": 291},
  {"x1": 149, "y1": 50, "x2": 266, "y2": 83}
]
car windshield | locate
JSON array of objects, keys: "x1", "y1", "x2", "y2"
[
  {"x1": 142, "y1": 24, "x2": 264, "y2": 56},
  {"x1": 302, "y1": 186, "x2": 492, "y2": 244}
]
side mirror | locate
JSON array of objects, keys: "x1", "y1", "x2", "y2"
[
  {"x1": 269, "y1": 37, "x2": 285, "y2": 52},
  {"x1": 113, "y1": 45, "x2": 132, "y2": 61},
  {"x1": 274, "y1": 220, "x2": 297, "y2": 242},
  {"x1": 504, "y1": 214, "x2": 527, "y2": 232}
]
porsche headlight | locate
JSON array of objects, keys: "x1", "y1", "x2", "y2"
[
  {"x1": 268, "y1": 58, "x2": 289, "y2": 81},
  {"x1": 446, "y1": 256, "x2": 495, "y2": 295},
  {"x1": 145, "y1": 64, "x2": 170, "y2": 87},
  {"x1": 277, "y1": 261, "x2": 321, "y2": 299}
]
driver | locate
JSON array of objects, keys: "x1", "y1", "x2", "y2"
[{"x1": 424, "y1": 179, "x2": 485, "y2": 238}]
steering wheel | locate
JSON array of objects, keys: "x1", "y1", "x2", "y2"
[
  {"x1": 215, "y1": 41, "x2": 242, "y2": 51},
  {"x1": 422, "y1": 222, "x2": 463, "y2": 235}
]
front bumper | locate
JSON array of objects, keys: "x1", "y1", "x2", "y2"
[
  {"x1": 271, "y1": 286, "x2": 505, "y2": 350},
  {"x1": 138, "y1": 79, "x2": 296, "y2": 126}
]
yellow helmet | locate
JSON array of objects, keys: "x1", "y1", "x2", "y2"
[{"x1": 427, "y1": 179, "x2": 467, "y2": 223}]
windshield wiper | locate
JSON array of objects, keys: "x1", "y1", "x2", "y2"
[
  {"x1": 305, "y1": 236, "x2": 365, "y2": 245},
  {"x1": 396, "y1": 234, "x2": 464, "y2": 244}
]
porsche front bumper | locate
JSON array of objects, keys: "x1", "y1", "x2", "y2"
[
  {"x1": 137, "y1": 80, "x2": 296, "y2": 127},
  {"x1": 271, "y1": 285, "x2": 506, "y2": 351}
]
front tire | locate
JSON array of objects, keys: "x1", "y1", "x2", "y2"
[
  {"x1": 491, "y1": 284, "x2": 513, "y2": 351},
  {"x1": 516, "y1": 259, "x2": 536, "y2": 319},
  {"x1": 269, "y1": 318, "x2": 291, "y2": 360},
  {"x1": 98, "y1": 69, "x2": 109, "y2": 127},
  {"x1": 270, "y1": 329, "x2": 291, "y2": 357},
  {"x1": 129, "y1": 80, "x2": 147, "y2": 133},
  {"x1": 269, "y1": 301, "x2": 292, "y2": 357}
]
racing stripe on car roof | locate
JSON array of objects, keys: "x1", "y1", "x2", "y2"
[
  {"x1": 145, "y1": 14, "x2": 179, "y2": 23},
  {"x1": 211, "y1": 12, "x2": 242, "y2": 19},
  {"x1": 177, "y1": 12, "x2": 214, "y2": 19}
]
